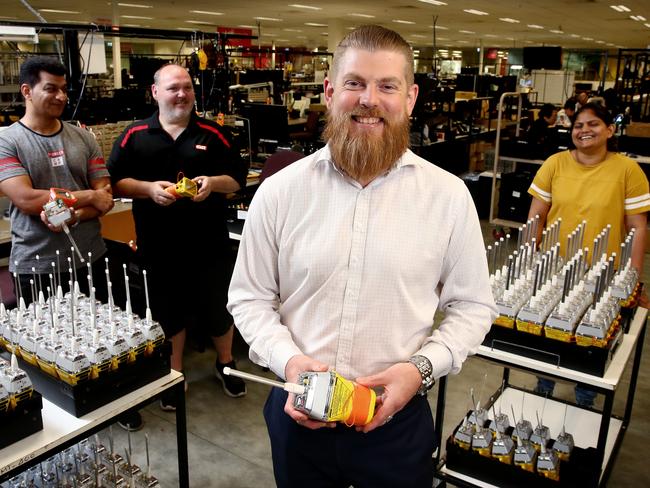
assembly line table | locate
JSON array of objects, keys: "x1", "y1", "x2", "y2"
[
  {"x1": 434, "y1": 306, "x2": 648, "y2": 487},
  {"x1": 0, "y1": 370, "x2": 188, "y2": 487}
]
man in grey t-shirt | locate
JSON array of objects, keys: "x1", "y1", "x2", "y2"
[
  {"x1": 0, "y1": 57, "x2": 144, "y2": 432},
  {"x1": 0, "y1": 57, "x2": 113, "y2": 300}
]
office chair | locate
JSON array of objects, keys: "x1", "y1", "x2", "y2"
[{"x1": 259, "y1": 150, "x2": 305, "y2": 184}]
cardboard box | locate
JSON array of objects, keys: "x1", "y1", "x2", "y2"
[{"x1": 626, "y1": 122, "x2": 650, "y2": 138}]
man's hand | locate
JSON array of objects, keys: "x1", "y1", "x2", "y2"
[
  {"x1": 40, "y1": 208, "x2": 78, "y2": 232},
  {"x1": 355, "y1": 362, "x2": 423, "y2": 433},
  {"x1": 149, "y1": 181, "x2": 176, "y2": 206},
  {"x1": 90, "y1": 183, "x2": 114, "y2": 215},
  {"x1": 283, "y1": 354, "x2": 335, "y2": 430},
  {"x1": 191, "y1": 175, "x2": 212, "y2": 203}
]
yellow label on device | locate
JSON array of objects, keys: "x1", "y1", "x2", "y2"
[{"x1": 326, "y1": 372, "x2": 376, "y2": 426}]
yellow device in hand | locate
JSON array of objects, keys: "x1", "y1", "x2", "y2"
[{"x1": 165, "y1": 172, "x2": 198, "y2": 199}]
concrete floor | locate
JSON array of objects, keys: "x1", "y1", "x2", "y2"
[{"x1": 105, "y1": 228, "x2": 650, "y2": 488}]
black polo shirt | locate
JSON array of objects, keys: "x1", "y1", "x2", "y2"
[{"x1": 107, "y1": 111, "x2": 247, "y2": 258}]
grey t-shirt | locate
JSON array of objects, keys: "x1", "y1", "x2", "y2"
[{"x1": 0, "y1": 121, "x2": 110, "y2": 273}]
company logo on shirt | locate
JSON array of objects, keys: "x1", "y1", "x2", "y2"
[
  {"x1": 195, "y1": 144, "x2": 207, "y2": 151},
  {"x1": 48, "y1": 149, "x2": 66, "y2": 167}
]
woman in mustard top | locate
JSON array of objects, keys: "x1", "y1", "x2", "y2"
[{"x1": 527, "y1": 102, "x2": 650, "y2": 406}]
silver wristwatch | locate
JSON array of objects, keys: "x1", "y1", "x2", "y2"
[{"x1": 408, "y1": 355, "x2": 435, "y2": 396}]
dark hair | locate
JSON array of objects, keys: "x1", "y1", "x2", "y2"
[
  {"x1": 574, "y1": 102, "x2": 613, "y2": 125},
  {"x1": 539, "y1": 103, "x2": 557, "y2": 120},
  {"x1": 563, "y1": 97, "x2": 576, "y2": 111},
  {"x1": 19, "y1": 56, "x2": 66, "y2": 88},
  {"x1": 573, "y1": 102, "x2": 617, "y2": 151}
]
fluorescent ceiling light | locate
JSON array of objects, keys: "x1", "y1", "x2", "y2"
[
  {"x1": 39, "y1": 9, "x2": 80, "y2": 14},
  {"x1": 459, "y1": 30, "x2": 475, "y2": 34},
  {"x1": 277, "y1": 39, "x2": 290, "y2": 42},
  {"x1": 527, "y1": 24, "x2": 544, "y2": 29},
  {"x1": 320, "y1": 32, "x2": 328, "y2": 35},
  {"x1": 429, "y1": 25, "x2": 448, "y2": 30},
  {"x1": 121, "y1": 15, "x2": 152, "y2": 19},
  {"x1": 122, "y1": 23, "x2": 141, "y2": 27},
  {"x1": 176, "y1": 27, "x2": 195, "y2": 31},
  {"x1": 289, "y1": 4, "x2": 322, "y2": 10},
  {"x1": 595, "y1": 40, "x2": 605, "y2": 44},
  {"x1": 499, "y1": 18, "x2": 519, "y2": 23},
  {"x1": 549, "y1": 29, "x2": 564, "y2": 34},
  {"x1": 393, "y1": 19, "x2": 415, "y2": 24},
  {"x1": 118, "y1": 3, "x2": 153, "y2": 7},
  {"x1": 255, "y1": 16, "x2": 283, "y2": 21},
  {"x1": 646, "y1": 23, "x2": 650, "y2": 28},
  {"x1": 630, "y1": 15, "x2": 646, "y2": 21},
  {"x1": 185, "y1": 20, "x2": 214, "y2": 25},
  {"x1": 283, "y1": 28, "x2": 303, "y2": 32},
  {"x1": 297, "y1": 35, "x2": 307, "y2": 38},
  {"x1": 418, "y1": 0, "x2": 447, "y2": 5},
  {"x1": 238, "y1": 25, "x2": 257, "y2": 28},
  {"x1": 485, "y1": 34, "x2": 498, "y2": 38},
  {"x1": 463, "y1": 9, "x2": 488, "y2": 16},
  {"x1": 582, "y1": 37, "x2": 593, "y2": 40},
  {"x1": 610, "y1": 5, "x2": 630, "y2": 12},
  {"x1": 262, "y1": 33, "x2": 278, "y2": 36},
  {"x1": 348, "y1": 13, "x2": 375, "y2": 18},
  {"x1": 411, "y1": 34, "x2": 427, "y2": 38},
  {"x1": 190, "y1": 10, "x2": 224, "y2": 15},
  {"x1": 570, "y1": 34, "x2": 580, "y2": 38},
  {"x1": 305, "y1": 22, "x2": 327, "y2": 26}
]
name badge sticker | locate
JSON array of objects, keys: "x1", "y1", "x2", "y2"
[
  {"x1": 195, "y1": 144, "x2": 207, "y2": 151},
  {"x1": 48, "y1": 149, "x2": 66, "y2": 167}
]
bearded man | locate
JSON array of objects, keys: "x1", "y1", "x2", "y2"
[{"x1": 228, "y1": 25, "x2": 497, "y2": 488}]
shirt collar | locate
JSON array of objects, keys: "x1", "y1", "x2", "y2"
[
  {"x1": 145, "y1": 110, "x2": 199, "y2": 131},
  {"x1": 315, "y1": 143, "x2": 416, "y2": 177}
]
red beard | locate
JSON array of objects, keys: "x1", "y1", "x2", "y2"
[{"x1": 323, "y1": 107, "x2": 410, "y2": 184}]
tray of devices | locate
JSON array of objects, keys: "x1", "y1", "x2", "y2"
[
  {"x1": 0, "y1": 355, "x2": 43, "y2": 449},
  {"x1": 482, "y1": 323, "x2": 622, "y2": 377},
  {"x1": 12, "y1": 341, "x2": 170, "y2": 418},
  {"x1": 444, "y1": 387, "x2": 600, "y2": 487}
]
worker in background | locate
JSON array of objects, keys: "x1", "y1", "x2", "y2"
[
  {"x1": 555, "y1": 97, "x2": 576, "y2": 128},
  {"x1": 528, "y1": 103, "x2": 558, "y2": 144},
  {"x1": 228, "y1": 25, "x2": 497, "y2": 488},
  {"x1": 0, "y1": 57, "x2": 143, "y2": 431},
  {"x1": 528, "y1": 102, "x2": 650, "y2": 406},
  {"x1": 108, "y1": 64, "x2": 248, "y2": 411},
  {"x1": 575, "y1": 91, "x2": 590, "y2": 111}
]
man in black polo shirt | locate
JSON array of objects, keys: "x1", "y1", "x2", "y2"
[{"x1": 108, "y1": 64, "x2": 248, "y2": 408}]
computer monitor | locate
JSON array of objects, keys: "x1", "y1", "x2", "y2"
[{"x1": 238, "y1": 103, "x2": 290, "y2": 151}]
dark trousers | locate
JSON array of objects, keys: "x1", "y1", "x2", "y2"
[{"x1": 264, "y1": 387, "x2": 436, "y2": 488}]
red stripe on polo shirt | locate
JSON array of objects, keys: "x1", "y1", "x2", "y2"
[
  {"x1": 120, "y1": 124, "x2": 149, "y2": 148},
  {"x1": 196, "y1": 122, "x2": 231, "y2": 148},
  {"x1": 0, "y1": 157, "x2": 21, "y2": 166},
  {"x1": 89, "y1": 157, "x2": 106, "y2": 166}
]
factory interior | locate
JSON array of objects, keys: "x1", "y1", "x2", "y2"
[{"x1": 1, "y1": 1, "x2": 650, "y2": 487}]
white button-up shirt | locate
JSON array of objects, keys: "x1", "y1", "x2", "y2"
[{"x1": 228, "y1": 145, "x2": 497, "y2": 381}]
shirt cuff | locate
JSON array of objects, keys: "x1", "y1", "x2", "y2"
[{"x1": 269, "y1": 340, "x2": 304, "y2": 380}]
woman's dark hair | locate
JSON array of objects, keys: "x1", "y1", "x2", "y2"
[
  {"x1": 19, "y1": 56, "x2": 66, "y2": 88},
  {"x1": 573, "y1": 102, "x2": 617, "y2": 151},
  {"x1": 574, "y1": 102, "x2": 613, "y2": 125}
]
